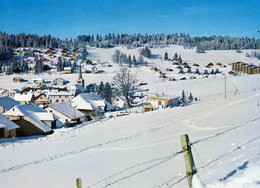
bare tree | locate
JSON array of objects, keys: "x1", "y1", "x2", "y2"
[{"x1": 113, "y1": 66, "x2": 138, "y2": 107}]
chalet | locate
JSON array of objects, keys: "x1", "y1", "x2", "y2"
[
  {"x1": 113, "y1": 96, "x2": 126, "y2": 109},
  {"x1": 12, "y1": 77, "x2": 23, "y2": 83},
  {"x1": 32, "y1": 78, "x2": 45, "y2": 85},
  {"x1": 189, "y1": 76, "x2": 197, "y2": 80},
  {"x1": 46, "y1": 48, "x2": 53, "y2": 56},
  {"x1": 147, "y1": 94, "x2": 180, "y2": 110},
  {"x1": 92, "y1": 66, "x2": 98, "y2": 74},
  {"x1": 34, "y1": 93, "x2": 49, "y2": 107},
  {"x1": 48, "y1": 91, "x2": 74, "y2": 104},
  {"x1": 52, "y1": 77, "x2": 67, "y2": 86},
  {"x1": 86, "y1": 60, "x2": 93, "y2": 65},
  {"x1": 193, "y1": 63, "x2": 200, "y2": 67},
  {"x1": 71, "y1": 94, "x2": 93, "y2": 115},
  {"x1": 0, "y1": 96, "x2": 20, "y2": 114},
  {"x1": 64, "y1": 67, "x2": 72, "y2": 74},
  {"x1": 72, "y1": 93, "x2": 106, "y2": 115},
  {"x1": 169, "y1": 77, "x2": 177, "y2": 81},
  {"x1": 46, "y1": 103, "x2": 85, "y2": 126},
  {"x1": 4, "y1": 104, "x2": 54, "y2": 136},
  {"x1": 13, "y1": 93, "x2": 35, "y2": 104},
  {"x1": 0, "y1": 114, "x2": 20, "y2": 138},
  {"x1": 0, "y1": 88, "x2": 12, "y2": 97}
]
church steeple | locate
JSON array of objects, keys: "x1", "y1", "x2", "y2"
[
  {"x1": 78, "y1": 64, "x2": 83, "y2": 80},
  {"x1": 76, "y1": 64, "x2": 85, "y2": 88}
]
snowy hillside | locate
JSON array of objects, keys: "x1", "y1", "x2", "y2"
[{"x1": 0, "y1": 45, "x2": 260, "y2": 188}]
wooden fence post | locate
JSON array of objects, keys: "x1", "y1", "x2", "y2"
[
  {"x1": 76, "y1": 178, "x2": 82, "y2": 188},
  {"x1": 181, "y1": 134, "x2": 197, "y2": 188}
]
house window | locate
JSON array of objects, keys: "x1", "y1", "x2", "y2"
[
  {"x1": 56, "y1": 99, "x2": 59, "y2": 102},
  {"x1": 158, "y1": 101, "x2": 162, "y2": 105}
]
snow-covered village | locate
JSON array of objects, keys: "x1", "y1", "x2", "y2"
[{"x1": 1, "y1": 1, "x2": 260, "y2": 188}]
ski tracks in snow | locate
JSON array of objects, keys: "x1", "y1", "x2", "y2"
[{"x1": 0, "y1": 122, "x2": 176, "y2": 175}]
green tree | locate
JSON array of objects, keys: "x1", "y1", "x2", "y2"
[{"x1": 164, "y1": 52, "x2": 168, "y2": 60}]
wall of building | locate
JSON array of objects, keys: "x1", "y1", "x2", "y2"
[
  {"x1": 46, "y1": 107, "x2": 71, "y2": 124},
  {"x1": 13, "y1": 118, "x2": 46, "y2": 136}
]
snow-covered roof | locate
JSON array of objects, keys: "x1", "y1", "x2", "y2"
[
  {"x1": 72, "y1": 93, "x2": 106, "y2": 110},
  {"x1": 32, "y1": 78, "x2": 44, "y2": 82},
  {"x1": 48, "y1": 91, "x2": 74, "y2": 96},
  {"x1": 0, "y1": 114, "x2": 20, "y2": 131},
  {"x1": 148, "y1": 94, "x2": 179, "y2": 100},
  {"x1": 71, "y1": 96, "x2": 93, "y2": 111},
  {"x1": 13, "y1": 93, "x2": 34, "y2": 102},
  {"x1": 48, "y1": 103, "x2": 85, "y2": 119},
  {"x1": 0, "y1": 96, "x2": 20, "y2": 111},
  {"x1": 4, "y1": 104, "x2": 52, "y2": 133},
  {"x1": 53, "y1": 77, "x2": 66, "y2": 81},
  {"x1": 34, "y1": 112, "x2": 55, "y2": 121}
]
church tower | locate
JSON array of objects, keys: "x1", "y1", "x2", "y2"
[{"x1": 76, "y1": 64, "x2": 85, "y2": 88}]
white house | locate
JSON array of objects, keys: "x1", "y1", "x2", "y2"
[
  {"x1": 32, "y1": 78, "x2": 45, "y2": 85},
  {"x1": 47, "y1": 91, "x2": 74, "y2": 103},
  {"x1": 46, "y1": 103, "x2": 85, "y2": 126},
  {"x1": 113, "y1": 96, "x2": 126, "y2": 109},
  {"x1": 147, "y1": 94, "x2": 180, "y2": 109},
  {"x1": 72, "y1": 93, "x2": 106, "y2": 114},
  {"x1": 52, "y1": 77, "x2": 67, "y2": 86}
]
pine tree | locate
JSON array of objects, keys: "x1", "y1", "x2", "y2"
[
  {"x1": 181, "y1": 90, "x2": 186, "y2": 106},
  {"x1": 128, "y1": 55, "x2": 132, "y2": 67},
  {"x1": 104, "y1": 82, "x2": 113, "y2": 103},
  {"x1": 112, "y1": 50, "x2": 120, "y2": 63},
  {"x1": 132, "y1": 55, "x2": 137, "y2": 67},
  {"x1": 97, "y1": 81, "x2": 105, "y2": 98},
  {"x1": 140, "y1": 46, "x2": 151, "y2": 58},
  {"x1": 164, "y1": 52, "x2": 168, "y2": 60},
  {"x1": 174, "y1": 53, "x2": 178, "y2": 60},
  {"x1": 81, "y1": 47, "x2": 88, "y2": 61},
  {"x1": 57, "y1": 57, "x2": 64, "y2": 72},
  {"x1": 189, "y1": 92, "x2": 193, "y2": 102},
  {"x1": 35, "y1": 59, "x2": 43, "y2": 74},
  {"x1": 138, "y1": 56, "x2": 144, "y2": 65},
  {"x1": 178, "y1": 55, "x2": 183, "y2": 64}
]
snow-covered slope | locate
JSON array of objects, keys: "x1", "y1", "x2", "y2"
[{"x1": 0, "y1": 46, "x2": 260, "y2": 188}]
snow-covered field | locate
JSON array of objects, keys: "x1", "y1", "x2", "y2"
[{"x1": 0, "y1": 45, "x2": 260, "y2": 188}]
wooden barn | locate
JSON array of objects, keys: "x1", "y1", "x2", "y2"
[{"x1": 4, "y1": 104, "x2": 54, "y2": 136}]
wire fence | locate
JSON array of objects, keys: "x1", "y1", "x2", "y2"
[{"x1": 84, "y1": 116, "x2": 260, "y2": 188}]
